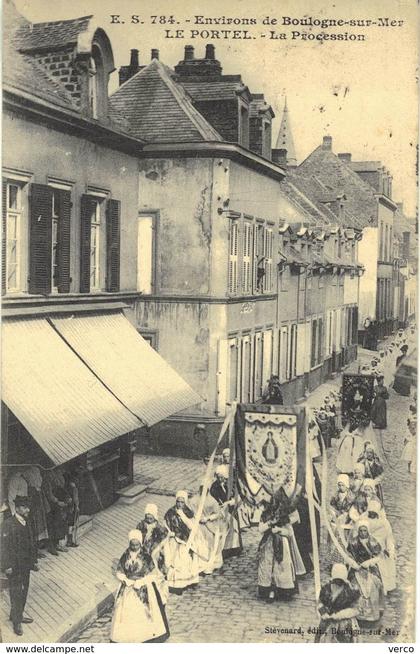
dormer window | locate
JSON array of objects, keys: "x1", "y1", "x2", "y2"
[
  {"x1": 240, "y1": 105, "x2": 249, "y2": 148},
  {"x1": 84, "y1": 38, "x2": 113, "y2": 120},
  {"x1": 88, "y1": 56, "x2": 98, "y2": 118}
]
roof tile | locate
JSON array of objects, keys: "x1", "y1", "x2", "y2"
[{"x1": 109, "y1": 60, "x2": 222, "y2": 143}]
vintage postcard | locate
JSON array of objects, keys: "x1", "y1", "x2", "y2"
[{"x1": 1, "y1": 0, "x2": 418, "y2": 646}]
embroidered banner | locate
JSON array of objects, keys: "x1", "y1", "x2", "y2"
[
  {"x1": 341, "y1": 373, "x2": 375, "y2": 429},
  {"x1": 235, "y1": 404, "x2": 306, "y2": 505}
]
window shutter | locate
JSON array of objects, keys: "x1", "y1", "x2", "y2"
[
  {"x1": 29, "y1": 184, "x2": 53, "y2": 295},
  {"x1": 228, "y1": 221, "x2": 238, "y2": 294},
  {"x1": 2, "y1": 180, "x2": 6, "y2": 295},
  {"x1": 80, "y1": 194, "x2": 96, "y2": 293},
  {"x1": 56, "y1": 189, "x2": 71, "y2": 293},
  {"x1": 106, "y1": 198, "x2": 121, "y2": 292},
  {"x1": 242, "y1": 222, "x2": 252, "y2": 293}
]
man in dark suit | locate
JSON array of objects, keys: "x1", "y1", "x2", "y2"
[{"x1": 1, "y1": 496, "x2": 34, "y2": 635}]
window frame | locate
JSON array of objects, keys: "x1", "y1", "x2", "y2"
[
  {"x1": 5, "y1": 182, "x2": 22, "y2": 293},
  {"x1": 137, "y1": 211, "x2": 158, "y2": 295}
]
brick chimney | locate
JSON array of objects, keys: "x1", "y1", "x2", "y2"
[
  {"x1": 322, "y1": 135, "x2": 332, "y2": 151},
  {"x1": 119, "y1": 49, "x2": 141, "y2": 85},
  {"x1": 338, "y1": 153, "x2": 352, "y2": 163},
  {"x1": 205, "y1": 43, "x2": 215, "y2": 59},
  {"x1": 151, "y1": 49, "x2": 159, "y2": 60},
  {"x1": 174, "y1": 44, "x2": 222, "y2": 79}
]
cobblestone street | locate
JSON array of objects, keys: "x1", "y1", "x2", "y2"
[{"x1": 75, "y1": 354, "x2": 416, "y2": 644}]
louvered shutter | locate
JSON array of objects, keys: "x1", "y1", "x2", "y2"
[
  {"x1": 106, "y1": 198, "x2": 121, "y2": 292},
  {"x1": 29, "y1": 184, "x2": 53, "y2": 295},
  {"x1": 2, "y1": 180, "x2": 6, "y2": 295},
  {"x1": 80, "y1": 194, "x2": 96, "y2": 293},
  {"x1": 56, "y1": 189, "x2": 71, "y2": 293},
  {"x1": 252, "y1": 223, "x2": 259, "y2": 293},
  {"x1": 242, "y1": 222, "x2": 252, "y2": 293},
  {"x1": 228, "y1": 220, "x2": 238, "y2": 294}
]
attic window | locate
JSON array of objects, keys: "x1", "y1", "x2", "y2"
[
  {"x1": 88, "y1": 44, "x2": 106, "y2": 119},
  {"x1": 88, "y1": 56, "x2": 98, "y2": 118},
  {"x1": 240, "y1": 105, "x2": 249, "y2": 149}
]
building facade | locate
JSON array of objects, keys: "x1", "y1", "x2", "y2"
[
  {"x1": 109, "y1": 47, "x2": 360, "y2": 457},
  {"x1": 2, "y1": 2, "x2": 198, "y2": 512}
]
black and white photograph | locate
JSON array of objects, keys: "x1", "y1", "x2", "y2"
[{"x1": 1, "y1": 0, "x2": 418, "y2": 645}]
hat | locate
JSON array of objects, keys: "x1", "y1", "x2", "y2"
[
  {"x1": 337, "y1": 474, "x2": 350, "y2": 488},
  {"x1": 144, "y1": 503, "x2": 158, "y2": 519},
  {"x1": 128, "y1": 529, "x2": 143, "y2": 544},
  {"x1": 331, "y1": 563, "x2": 348, "y2": 582},
  {"x1": 175, "y1": 490, "x2": 188, "y2": 501},
  {"x1": 14, "y1": 495, "x2": 30, "y2": 508},
  {"x1": 367, "y1": 499, "x2": 381, "y2": 515},
  {"x1": 222, "y1": 448, "x2": 230, "y2": 456},
  {"x1": 215, "y1": 465, "x2": 229, "y2": 479}
]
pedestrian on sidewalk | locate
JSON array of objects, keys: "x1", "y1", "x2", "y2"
[
  {"x1": 8, "y1": 469, "x2": 39, "y2": 572},
  {"x1": 64, "y1": 470, "x2": 80, "y2": 548},
  {"x1": 1, "y1": 496, "x2": 34, "y2": 636},
  {"x1": 23, "y1": 466, "x2": 49, "y2": 564},
  {"x1": 110, "y1": 529, "x2": 169, "y2": 643},
  {"x1": 44, "y1": 469, "x2": 72, "y2": 554}
]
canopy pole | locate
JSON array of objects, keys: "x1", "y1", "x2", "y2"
[{"x1": 305, "y1": 409, "x2": 321, "y2": 604}]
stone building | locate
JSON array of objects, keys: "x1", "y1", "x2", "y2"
[
  {"x1": 2, "y1": 1, "x2": 198, "y2": 513},
  {"x1": 294, "y1": 136, "x2": 402, "y2": 344},
  {"x1": 109, "y1": 46, "x2": 361, "y2": 457}
]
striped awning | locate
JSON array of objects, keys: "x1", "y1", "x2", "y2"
[
  {"x1": 2, "y1": 318, "x2": 142, "y2": 465},
  {"x1": 50, "y1": 311, "x2": 201, "y2": 426}
]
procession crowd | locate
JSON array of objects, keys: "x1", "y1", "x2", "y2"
[{"x1": 1, "y1": 327, "x2": 415, "y2": 643}]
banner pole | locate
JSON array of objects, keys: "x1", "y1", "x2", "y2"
[
  {"x1": 305, "y1": 408, "x2": 321, "y2": 606},
  {"x1": 185, "y1": 402, "x2": 237, "y2": 550}
]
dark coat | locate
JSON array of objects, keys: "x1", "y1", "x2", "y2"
[
  {"x1": 164, "y1": 506, "x2": 194, "y2": 542},
  {"x1": 370, "y1": 385, "x2": 389, "y2": 429},
  {"x1": 210, "y1": 480, "x2": 229, "y2": 505},
  {"x1": 1, "y1": 516, "x2": 34, "y2": 573}
]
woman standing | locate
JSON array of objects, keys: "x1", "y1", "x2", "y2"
[
  {"x1": 257, "y1": 487, "x2": 305, "y2": 602},
  {"x1": 315, "y1": 563, "x2": 360, "y2": 643},
  {"x1": 336, "y1": 427, "x2": 366, "y2": 475},
  {"x1": 370, "y1": 376, "x2": 389, "y2": 432},
  {"x1": 347, "y1": 521, "x2": 385, "y2": 623},
  {"x1": 402, "y1": 418, "x2": 416, "y2": 473},
  {"x1": 164, "y1": 490, "x2": 199, "y2": 594},
  {"x1": 110, "y1": 529, "x2": 169, "y2": 643}
]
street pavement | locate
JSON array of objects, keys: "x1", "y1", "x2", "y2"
[{"x1": 74, "y1": 344, "x2": 416, "y2": 643}]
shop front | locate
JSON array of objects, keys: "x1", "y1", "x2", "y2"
[{"x1": 1, "y1": 308, "x2": 200, "y2": 517}]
